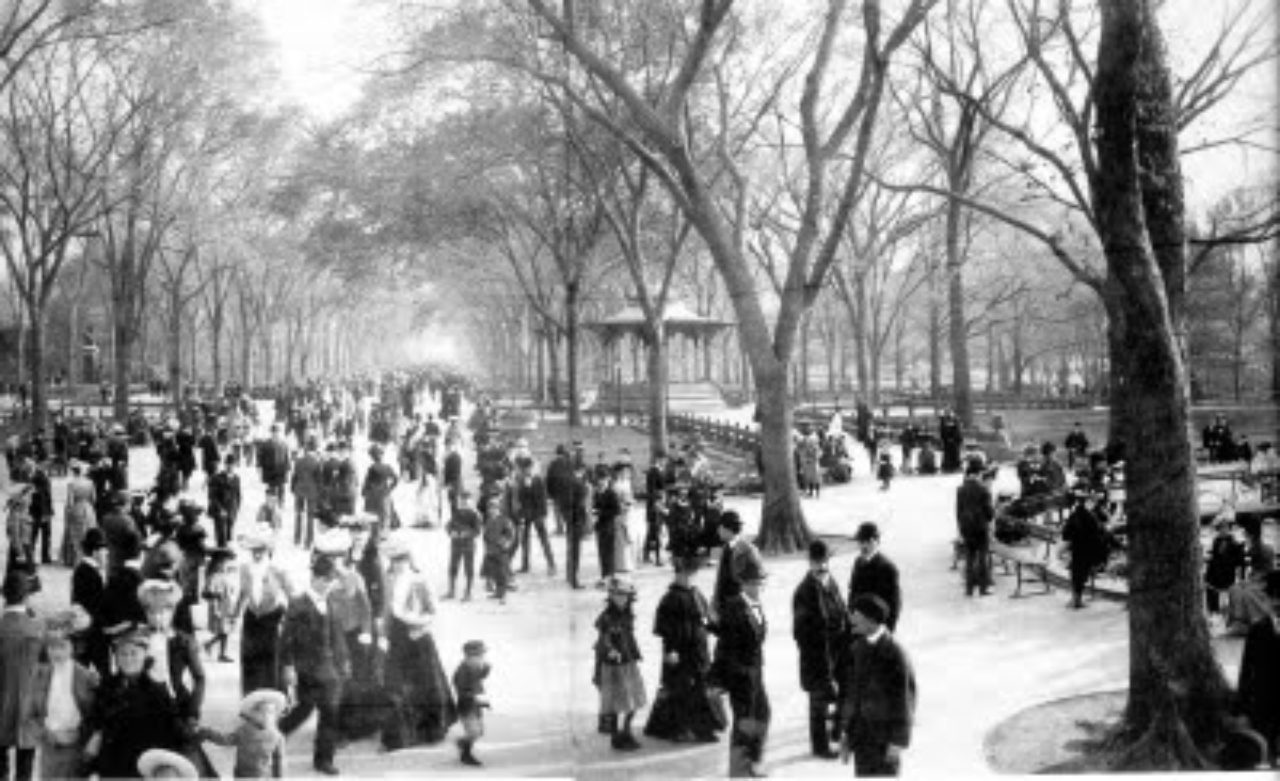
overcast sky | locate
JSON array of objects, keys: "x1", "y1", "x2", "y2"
[{"x1": 250, "y1": 0, "x2": 1277, "y2": 212}]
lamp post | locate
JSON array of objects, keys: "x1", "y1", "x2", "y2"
[{"x1": 614, "y1": 358, "x2": 623, "y2": 427}]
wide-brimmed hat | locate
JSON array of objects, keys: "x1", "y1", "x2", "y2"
[
  {"x1": 240, "y1": 528, "x2": 274, "y2": 552},
  {"x1": 239, "y1": 689, "x2": 288, "y2": 718},
  {"x1": 138, "y1": 749, "x2": 198, "y2": 780},
  {"x1": 607, "y1": 576, "x2": 637, "y2": 597},
  {"x1": 380, "y1": 533, "x2": 414, "y2": 561},
  {"x1": 106, "y1": 622, "x2": 149, "y2": 650},
  {"x1": 43, "y1": 606, "x2": 91, "y2": 641},
  {"x1": 137, "y1": 579, "x2": 183, "y2": 610},
  {"x1": 313, "y1": 528, "x2": 352, "y2": 556}
]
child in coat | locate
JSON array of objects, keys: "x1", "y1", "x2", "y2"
[
  {"x1": 198, "y1": 689, "x2": 286, "y2": 778},
  {"x1": 201, "y1": 550, "x2": 238, "y2": 662},
  {"x1": 481, "y1": 499, "x2": 515, "y2": 605},
  {"x1": 593, "y1": 577, "x2": 647, "y2": 751},
  {"x1": 453, "y1": 640, "x2": 492, "y2": 767},
  {"x1": 877, "y1": 452, "x2": 896, "y2": 491}
]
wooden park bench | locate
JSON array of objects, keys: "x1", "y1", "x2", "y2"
[{"x1": 989, "y1": 523, "x2": 1061, "y2": 598}]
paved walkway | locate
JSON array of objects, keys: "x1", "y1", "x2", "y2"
[{"x1": 8, "y1": 414, "x2": 1252, "y2": 778}]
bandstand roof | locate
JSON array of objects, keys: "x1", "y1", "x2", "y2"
[{"x1": 585, "y1": 302, "x2": 734, "y2": 344}]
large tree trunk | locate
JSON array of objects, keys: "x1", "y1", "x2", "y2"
[
  {"x1": 946, "y1": 198, "x2": 973, "y2": 426},
  {"x1": 1095, "y1": 0, "x2": 1232, "y2": 767},
  {"x1": 547, "y1": 330, "x2": 562, "y2": 410},
  {"x1": 26, "y1": 302, "x2": 47, "y2": 431},
  {"x1": 752, "y1": 363, "x2": 809, "y2": 552},
  {"x1": 646, "y1": 325, "x2": 668, "y2": 459},
  {"x1": 113, "y1": 316, "x2": 132, "y2": 422},
  {"x1": 565, "y1": 283, "x2": 582, "y2": 426},
  {"x1": 852, "y1": 273, "x2": 870, "y2": 403},
  {"x1": 168, "y1": 294, "x2": 182, "y2": 415}
]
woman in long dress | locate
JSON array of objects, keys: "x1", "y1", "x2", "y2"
[
  {"x1": 381, "y1": 534, "x2": 457, "y2": 749},
  {"x1": 233, "y1": 529, "x2": 289, "y2": 695},
  {"x1": 612, "y1": 463, "x2": 636, "y2": 574},
  {"x1": 645, "y1": 550, "x2": 723, "y2": 742},
  {"x1": 61, "y1": 462, "x2": 97, "y2": 565}
]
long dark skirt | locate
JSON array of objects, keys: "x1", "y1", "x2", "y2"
[
  {"x1": 382, "y1": 618, "x2": 458, "y2": 749},
  {"x1": 340, "y1": 630, "x2": 390, "y2": 741},
  {"x1": 241, "y1": 607, "x2": 285, "y2": 695},
  {"x1": 644, "y1": 662, "x2": 725, "y2": 740}
]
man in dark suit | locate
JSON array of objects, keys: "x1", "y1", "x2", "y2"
[
  {"x1": 711, "y1": 511, "x2": 764, "y2": 628},
  {"x1": 259, "y1": 424, "x2": 291, "y2": 503},
  {"x1": 544, "y1": 444, "x2": 574, "y2": 536},
  {"x1": 793, "y1": 539, "x2": 849, "y2": 759},
  {"x1": 207, "y1": 454, "x2": 242, "y2": 548},
  {"x1": 956, "y1": 463, "x2": 995, "y2": 596},
  {"x1": 291, "y1": 438, "x2": 324, "y2": 547},
  {"x1": 1237, "y1": 571, "x2": 1280, "y2": 766},
  {"x1": 565, "y1": 464, "x2": 592, "y2": 589},
  {"x1": 71, "y1": 528, "x2": 110, "y2": 676},
  {"x1": 710, "y1": 556, "x2": 770, "y2": 778},
  {"x1": 847, "y1": 523, "x2": 901, "y2": 632},
  {"x1": 279, "y1": 556, "x2": 350, "y2": 776},
  {"x1": 838, "y1": 595, "x2": 916, "y2": 777},
  {"x1": 511, "y1": 456, "x2": 554, "y2": 575},
  {"x1": 99, "y1": 532, "x2": 146, "y2": 630}
]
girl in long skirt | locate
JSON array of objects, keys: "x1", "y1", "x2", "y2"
[
  {"x1": 593, "y1": 577, "x2": 647, "y2": 751},
  {"x1": 382, "y1": 534, "x2": 458, "y2": 749}
]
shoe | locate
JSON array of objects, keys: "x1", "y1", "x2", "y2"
[
  {"x1": 313, "y1": 763, "x2": 340, "y2": 776},
  {"x1": 693, "y1": 732, "x2": 719, "y2": 744},
  {"x1": 571, "y1": 584, "x2": 585, "y2": 590},
  {"x1": 497, "y1": 598, "x2": 506, "y2": 605},
  {"x1": 518, "y1": 568, "x2": 530, "y2": 574},
  {"x1": 611, "y1": 734, "x2": 640, "y2": 752},
  {"x1": 507, "y1": 582, "x2": 519, "y2": 592},
  {"x1": 748, "y1": 762, "x2": 768, "y2": 777},
  {"x1": 460, "y1": 753, "x2": 482, "y2": 767},
  {"x1": 443, "y1": 591, "x2": 456, "y2": 600},
  {"x1": 548, "y1": 566, "x2": 557, "y2": 577},
  {"x1": 814, "y1": 749, "x2": 839, "y2": 760},
  {"x1": 218, "y1": 655, "x2": 235, "y2": 663},
  {"x1": 462, "y1": 592, "x2": 472, "y2": 602},
  {"x1": 980, "y1": 589, "x2": 993, "y2": 596}
]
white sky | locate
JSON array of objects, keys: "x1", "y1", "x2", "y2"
[{"x1": 249, "y1": 0, "x2": 1276, "y2": 207}]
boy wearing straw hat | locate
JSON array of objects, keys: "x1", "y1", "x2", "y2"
[
  {"x1": 198, "y1": 689, "x2": 287, "y2": 778},
  {"x1": 137, "y1": 748, "x2": 198, "y2": 780}
]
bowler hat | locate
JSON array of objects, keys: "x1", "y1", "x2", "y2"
[
  {"x1": 851, "y1": 594, "x2": 890, "y2": 625},
  {"x1": 607, "y1": 576, "x2": 637, "y2": 597},
  {"x1": 854, "y1": 522, "x2": 880, "y2": 542},
  {"x1": 463, "y1": 640, "x2": 488, "y2": 656},
  {"x1": 808, "y1": 539, "x2": 831, "y2": 561},
  {"x1": 80, "y1": 527, "x2": 107, "y2": 554},
  {"x1": 718, "y1": 511, "x2": 743, "y2": 534}
]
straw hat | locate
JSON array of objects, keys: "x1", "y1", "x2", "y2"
[
  {"x1": 239, "y1": 689, "x2": 288, "y2": 718},
  {"x1": 380, "y1": 533, "x2": 414, "y2": 561},
  {"x1": 313, "y1": 528, "x2": 352, "y2": 556},
  {"x1": 137, "y1": 749, "x2": 197, "y2": 780},
  {"x1": 137, "y1": 579, "x2": 183, "y2": 611}
]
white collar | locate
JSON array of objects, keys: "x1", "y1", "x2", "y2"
[{"x1": 866, "y1": 626, "x2": 887, "y2": 644}]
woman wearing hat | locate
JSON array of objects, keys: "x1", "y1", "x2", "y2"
[
  {"x1": 381, "y1": 534, "x2": 458, "y2": 749},
  {"x1": 28, "y1": 609, "x2": 97, "y2": 780},
  {"x1": 61, "y1": 461, "x2": 98, "y2": 566},
  {"x1": 645, "y1": 547, "x2": 723, "y2": 744},
  {"x1": 592, "y1": 577, "x2": 647, "y2": 751},
  {"x1": 5, "y1": 484, "x2": 35, "y2": 567},
  {"x1": 233, "y1": 530, "x2": 289, "y2": 696},
  {"x1": 362, "y1": 444, "x2": 400, "y2": 532},
  {"x1": 85, "y1": 626, "x2": 187, "y2": 779},
  {"x1": 136, "y1": 580, "x2": 216, "y2": 776}
]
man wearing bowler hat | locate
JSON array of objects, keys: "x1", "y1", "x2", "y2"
[
  {"x1": 794, "y1": 539, "x2": 849, "y2": 759},
  {"x1": 839, "y1": 594, "x2": 916, "y2": 777},
  {"x1": 710, "y1": 556, "x2": 770, "y2": 777},
  {"x1": 847, "y1": 523, "x2": 901, "y2": 632},
  {"x1": 711, "y1": 511, "x2": 763, "y2": 628}
]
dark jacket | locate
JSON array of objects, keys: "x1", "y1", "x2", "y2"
[
  {"x1": 291, "y1": 452, "x2": 324, "y2": 500},
  {"x1": 848, "y1": 552, "x2": 902, "y2": 632},
  {"x1": 545, "y1": 456, "x2": 574, "y2": 507},
  {"x1": 1237, "y1": 616, "x2": 1280, "y2": 737},
  {"x1": 793, "y1": 571, "x2": 849, "y2": 692},
  {"x1": 839, "y1": 632, "x2": 916, "y2": 748},
  {"x1": 956, "y1": 478, "x2": 994, "y2": 542},
  {"x1": 100, "y1": 565, "x2": 146, "y2": 630},
  {"x1": 280, "y1": 594, "x2": 350, "y2": 683},
  {"x1": 72, "y1": 560, "x2": 107, "y2": 617},
  {"x1": 91, "y1": 672, "x2": 185, "y2": 780}
]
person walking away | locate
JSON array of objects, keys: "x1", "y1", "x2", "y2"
[
  {"x1": 453, "y1": 640, "x2": 491, "y2": 766},
  {"x1": 593, "y1": 468, "x2": 623, "y2": 587},
  {"x1": 794, "y1": 540, "x2": 849, "y2": 759},
  {"x1": 444, "y1": 491, "x2": 482, "y2": 600},
  {"x1": 363, "y1": 443, "x2": 400, "y2": 532},
  {"x1": 566, "y1": 464, "x2": 592, "y2": 590},
  {"x1": 838, "y1": 595, "x2": 917, "y2": 777},
  {"x1": 443, "y1": 442, "x2": 464, "y2": 518},
  {"x1": 0, "y1": 570, "x2": 42, "y2": 781},
  {"x1": 1059, "y1": 490, "x2": 1109, "y2": 609},
  {"x1": 709, "y1": 557, "x2": 770, "y2": 778},
  {"x1": 593, "y1": 578, "x2": 647, "y2": 751},
  {"x1": 643, "y1": 452, "x2": 669, "y2": 566},
  {"x1": 207, "y1": 454, "x2": 242, "y2": 549},
  {"x1": 61, "y1": 462, "x2": 97, "y2": 566},
  {"x1": 72, "y1": 528, "x2": 111, "y2": 677},
  {"x1": 848, "y1": 522, "x2": 902, "y2": 631},
  {"x1": 545, "y1": 445, "x2": 574, "y2": 536},
  {"x1": 291, "y1": 438, "x2": 324, "y2": 548},
  {"x1": 956, "y1": 462, "x2": 995, "y2": 597},
  {"x1": 23, "y1": 458, "x2": 54, "y2": 565},
  {"x1": 258, "y1": 425, "x2": 291, "y2": 503}
]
